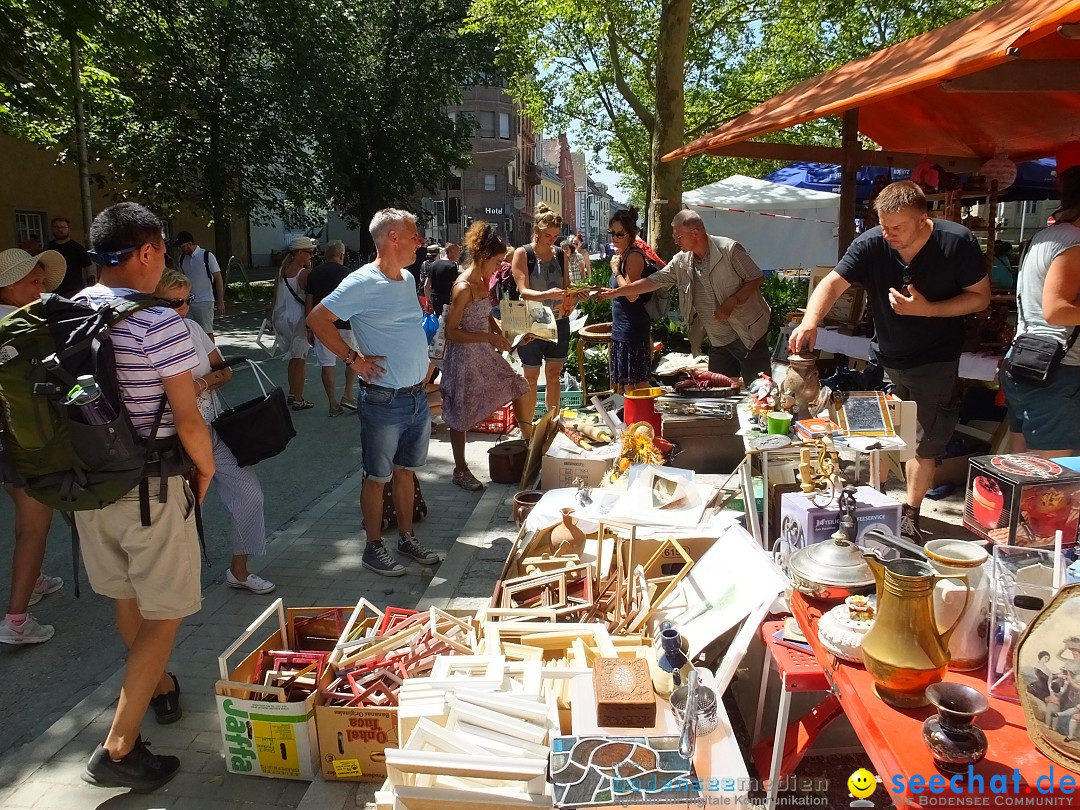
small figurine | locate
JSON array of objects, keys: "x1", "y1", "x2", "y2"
[{"x1": 747, "y1": 373, "x2": 779, "y2": 429}]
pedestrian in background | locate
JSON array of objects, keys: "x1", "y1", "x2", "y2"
[
  {"x1": 306, "y1": 240, "x2": 358, "y2": 416},
  {"x1": 0, "y1": 248, "x2": 67, "y2": 645},
  {"x1": 271, "y1": 236, "x2": 317, "y2": 410}
]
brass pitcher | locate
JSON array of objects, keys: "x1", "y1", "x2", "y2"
[{"x1": 860, "y1": 553, "x2": 971, "y2": 708}]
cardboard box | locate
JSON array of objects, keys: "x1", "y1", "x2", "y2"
[
  {"x1": 215, "y1": 600, "x2": 326, "y2": 780},
  {"x1": 315, "y1": 704, "x2": 397, "y2": 782},
  {"x1": 810, "y1": 266, "x2": 865, "y2": 326},
  {"x1": 779, "y1": 485, "x2": 901, "y2": 551},
  {"x1": 964, "y1": 454, "x2": 1080, "y2": 548},
  {"x1": 541, "y1": 432, "x2": 621, "y2": 489}
]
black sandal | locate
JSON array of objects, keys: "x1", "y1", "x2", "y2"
[{"x1": 288, "y1": 397, "x2": 315, "y2": 411}]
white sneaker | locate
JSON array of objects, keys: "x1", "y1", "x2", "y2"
[
  {"x1": 27, "y1": 573, "x2": 63, "y2": 606},
  {"x1": 0, "y1": 615, "x2": 55, "y2": 644},
  {"x1": 226, "y1": 570, "x2": 276, "y2": 594}
]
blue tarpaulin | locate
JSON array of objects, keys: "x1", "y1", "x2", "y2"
[{"x1": 765, "y1": 159, "x2": 1058, "y2": 202}]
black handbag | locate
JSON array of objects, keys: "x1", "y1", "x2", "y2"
[
  {"x1": 1002, "y1": 288, "x2": 1080, "y2": 387},
  {"x1": 211, "y1": 359, "x2": 296, "y2": 467},
  {"x1": 380, "y1": 475, "x2": 428, "y2": 530}
]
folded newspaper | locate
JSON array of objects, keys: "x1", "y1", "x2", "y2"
[{"x1": 501, "y1": 300, "x2": 558, "y2": 347}]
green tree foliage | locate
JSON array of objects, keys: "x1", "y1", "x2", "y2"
[
  {"x1": 468, "y1": 0, "x2": 997, "y2": 244},
  {"x1": 0, "y1": 0, "x2": 122, "y2": 143},
  {"x1": 309, "y1": 0, "x2": 494, "y2": 255},
  {"x1": 3, "y1": 0, "x2": 497, "y2": 256}
]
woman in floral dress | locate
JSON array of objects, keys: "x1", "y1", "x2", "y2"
[{"x1": 442, "y1": 222, "x2": 532, "y2": 490}]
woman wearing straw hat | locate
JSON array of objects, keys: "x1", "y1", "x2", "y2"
[
  {"x1": 0, "y1": 248, "x2": 68, "y2": 644},
  {"x1": 270, "y1": 236, "x2": 318, "y2": 409}
]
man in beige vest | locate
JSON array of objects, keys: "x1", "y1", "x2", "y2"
[{"x1": 602, "y1": 209, "x2": 771, "y2": 383}]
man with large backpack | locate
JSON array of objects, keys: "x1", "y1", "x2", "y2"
[
  {"x1": 175, "y1": 230, "x2": 224, "y2": 340},
  {"x1": 76, "y1": 204, "x2": 215, "y2": 789}
]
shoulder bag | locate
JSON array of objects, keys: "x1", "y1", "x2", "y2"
[
  {"x1": 1002, "y1": 287, "x2": 1080, "y2": 387},
  {"x1": 211, "y1": 358, "x2": 296, "y2": 466}
]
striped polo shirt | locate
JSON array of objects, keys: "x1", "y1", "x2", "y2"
[{"x1": 76, "y1": 285, "x2": 199, "y2": 438}]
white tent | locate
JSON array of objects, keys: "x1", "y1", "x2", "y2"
[{"x1": 681, "y1": 175, "x2": 840, "y2": 270}]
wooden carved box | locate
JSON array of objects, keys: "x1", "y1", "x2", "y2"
[{"x1": 593, "y1": 657, "x2": 656, "y2": 728}]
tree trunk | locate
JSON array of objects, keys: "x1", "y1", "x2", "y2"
[
  {"x1": 69, "y1": 36, "x2": 93, "y2": 239},
  {"x1": 649, "y1": 0, "x2": 691, "y2": 262}
]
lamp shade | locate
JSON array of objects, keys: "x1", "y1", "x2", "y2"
[{"x1": 979, "y1": 153, "x2": 1017, "y2": 191}]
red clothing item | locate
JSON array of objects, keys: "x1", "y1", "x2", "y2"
[{"x1": 634, "y1": 237, "x2": 666, "y2": 267}]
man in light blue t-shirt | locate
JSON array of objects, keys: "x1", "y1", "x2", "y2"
[{"x1": 308, "y1": 209, "x2": 441, "y2": 577}]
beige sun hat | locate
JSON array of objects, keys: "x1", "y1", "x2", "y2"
[
  {"x1": 0, "y1": 248, "x2": 66, "y2": 292},
  {"x1": 288, "y1": 236, "x2": 318, "y2": 252}
]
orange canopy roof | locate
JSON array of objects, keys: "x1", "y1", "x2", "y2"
[{"x1": 666, "y1": 0, "x2": 1080, "y2": 164}]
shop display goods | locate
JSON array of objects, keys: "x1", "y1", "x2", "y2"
[
  {"x1": 965, "y1": 455, "x2": 1080, "y2": 548},
  {"x1": 860, "y1": 552, "x2": 973, "y2": 708},
  {"x1": 817, "y1": 596, "x2": 875, "y2": 663},
  {"x1": 921, "y1": 682, "x2": 989, "y2": 774},
  {"x1": 593, "y1": 657, "x2": 656, "y2": 728}
]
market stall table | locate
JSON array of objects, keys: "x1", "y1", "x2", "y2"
[{"x1": 791, "y1": 592, "x2": 1080, "y2": 806}]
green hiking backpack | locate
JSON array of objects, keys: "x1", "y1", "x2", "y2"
[{"x1": 0, "y1": 293, "x2": 190, "y2": 512}]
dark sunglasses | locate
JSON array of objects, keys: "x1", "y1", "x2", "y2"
[
  {"x1": 900, "y1": 270, "x2": 912, "y2": 295},
  {"x1": 608, "y1": 230, "x2": 628, "y2": 238},
  {"x1": 162, "y1": 295, "x2": 194, "y2": 308}
]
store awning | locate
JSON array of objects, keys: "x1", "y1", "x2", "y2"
[{"x1": 665, "y1": 0, "x2": 1080, "y2": 164}]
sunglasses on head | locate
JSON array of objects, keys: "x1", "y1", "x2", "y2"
[{"x1": 162, "y1": 295, "x2": 194, "y2": 308}]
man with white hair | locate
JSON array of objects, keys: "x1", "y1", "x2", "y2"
[{"x1": 307, "y1": 210, "x2": 441, "y2": 576}]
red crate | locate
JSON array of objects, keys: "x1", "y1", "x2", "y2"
[{"x1": 472, "y1": 403, "x2": 514, "y2": 434}]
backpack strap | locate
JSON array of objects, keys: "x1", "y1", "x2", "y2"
[{"x1": 62, "y1": 512, "x2": 82, "y2": 599}]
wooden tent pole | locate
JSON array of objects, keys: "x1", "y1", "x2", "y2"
[{"x1": 838, "y1": 109, "x2": 860, "y2": 260}]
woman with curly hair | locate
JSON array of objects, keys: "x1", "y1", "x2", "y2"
[{"x1": 441, "y1": 222, "x2": 531, "y2": 490}]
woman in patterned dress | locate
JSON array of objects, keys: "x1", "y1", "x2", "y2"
[{"x1": 441, "y1": 223, "x2": 531, "y2": 490}]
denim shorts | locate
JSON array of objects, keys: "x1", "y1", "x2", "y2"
[
  {"x1": 188, "y1": 300, "x2": 215, "y2": 334},
  {"x1": 357, "y1": 384, "x2": 431, "y2": 482},
  {"x1": 1003, "y1": 362, "x2": 1080, "y2": 451},
  {"x1": 884, "y1": 360, "x2": 960, "y2": 460},
  {"x1": 517, "y1": 317, "x2": 570, "y2": 367}
]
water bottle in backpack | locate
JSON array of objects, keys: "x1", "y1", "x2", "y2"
[{"x1": 65, "y1": 375, "x2": 118, "y2": 426}]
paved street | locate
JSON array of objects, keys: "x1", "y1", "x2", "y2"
[{"x1": 0, "y1": 307, "x2": 517, "y2": 809}]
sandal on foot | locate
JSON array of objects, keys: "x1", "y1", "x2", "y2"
[
  {"x1": 453, "y1": 468, "x2": 485, "y2": 492},
  {"x1": 288, "y1": 397, "x2": 315, "y2": 411}
]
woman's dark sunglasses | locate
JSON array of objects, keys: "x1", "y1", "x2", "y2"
[
  {"x1": 163, "y1": 295, "x2": 194, "y2": 308},
  {"x1": 608, "y1": 230, "x2": 628, "y2": 238}
]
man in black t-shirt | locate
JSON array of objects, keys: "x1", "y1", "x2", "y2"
[
  {"x1": 305, "y1": 240, "x2": 358, "y2": 414},
  {"x1": 790, "y1": 181, "x2": 990, "y2": 543},
  {"x1": 423, "y1": 242, "x2": 461, "y2": 315},
  {"x1": 47, "y1": 216, "x2": 94, "y2": 297}
]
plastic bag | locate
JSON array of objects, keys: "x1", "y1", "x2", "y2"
[{"x1": 422, "y1": 311, "x2": 439, "y2": 345}]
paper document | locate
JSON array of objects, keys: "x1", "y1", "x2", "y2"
[{"x1": 501, "y1": 299, "x2": 558, "y2": 345}]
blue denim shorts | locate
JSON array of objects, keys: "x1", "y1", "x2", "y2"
[
  {"x1": 1003, "y1": 362, "x2": 1080, "y2": 452},
  {"x1": 357, "y1": 385, "x2": 431, "y2": 482}
]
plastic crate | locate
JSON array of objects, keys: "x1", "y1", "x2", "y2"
[
  {"x1": 473, "y1": 403, "x2": 515, "y2": 434},
  {"x1": 534, "y1": 389, "x2": 585, "y2": 420}
]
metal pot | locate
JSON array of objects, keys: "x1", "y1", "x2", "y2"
[{"x1": 786, "y1": 532, "x2": 877, "y2": 600}]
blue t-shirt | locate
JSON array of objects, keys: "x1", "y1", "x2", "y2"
[{"x1": 321, "y1": 264, "x2": 428, "y2": 390}]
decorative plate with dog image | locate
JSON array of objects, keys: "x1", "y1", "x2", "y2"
[{"x1": 1014, "y1": 583, "x2": 1080, "y2": 771}]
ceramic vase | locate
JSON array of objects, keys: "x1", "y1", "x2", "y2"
[
  {"x1": 921, "y1": 682, "x2": 989, "y2": 774},
  {"x1": 550, "y1": 507, "x2": 586, "y2": 557},
  {"x1": 651, "y1": 622, "x2": 692, "y2": 698}
]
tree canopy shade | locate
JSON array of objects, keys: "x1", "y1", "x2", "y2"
[
  {"x1": 666, "y1": 0, "x2": 1080, "y2": 163},
  {"x1": 3, "y1": 0, "x2": 497, "y2": 257}
]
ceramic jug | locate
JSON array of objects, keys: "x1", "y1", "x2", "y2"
[
  {"x1": 860, "y1": 553, "x2": 972, "y2": 708},
  {"x1": 550, "y1": 508, "x2": 587, "y2": 557},
  {"x1": 924, "y1": 539, "x2": 990, "y2": 671}
]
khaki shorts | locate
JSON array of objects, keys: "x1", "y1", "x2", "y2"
[{"x1": 75, "y1": 476, "x2": 202, "y2": 620}]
